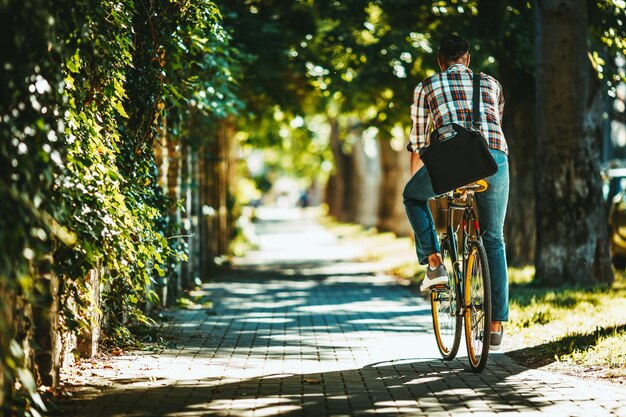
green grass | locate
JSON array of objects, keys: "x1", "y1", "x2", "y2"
[
  {"x1": 506, "y1": 267, "x2": 626, "y2": 376},
  {"x1": 564, "y1": 329, "x2": 626, "y2": 376}
]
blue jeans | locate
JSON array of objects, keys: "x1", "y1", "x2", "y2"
[{"x1": 402, "y1": 149, "x2": 510, "y2": 321}]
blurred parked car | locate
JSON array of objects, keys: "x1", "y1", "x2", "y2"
[
  {"x1": 609, "y1": 191, "x2": 626, "y2": 268},
  {"x1": 603, "y1": 161, "x2": 626, "y2": 268}
]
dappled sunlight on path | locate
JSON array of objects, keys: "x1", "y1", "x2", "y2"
[{"x1": 59, "y1": 208, "x2": 626, "y2": 416}]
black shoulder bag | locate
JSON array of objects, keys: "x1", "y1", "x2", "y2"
[{"x1": 417, "y1": 73, "x2": 498, "y2": 195}]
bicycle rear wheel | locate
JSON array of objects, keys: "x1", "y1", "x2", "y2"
[
  {"x1": 464, "y1": 239, "x2": 492, "y2": 372},
  {"x1": 431, "y1": 237, "x2": 462, "y2": 360}
]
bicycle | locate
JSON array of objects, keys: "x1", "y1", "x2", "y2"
[{"x1": 429, "y1": 180, "x2": 492, "y2": 373}]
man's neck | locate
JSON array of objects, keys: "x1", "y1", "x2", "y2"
[{"x1": 445, "y1": 62, "x2": 466, "y2": 69}]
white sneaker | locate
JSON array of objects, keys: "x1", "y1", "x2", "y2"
[{"x1": 420, "y1": 264, "x2": 449, "y2": 292}]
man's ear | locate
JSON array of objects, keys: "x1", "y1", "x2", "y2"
[{"x1": 466, "y1": 54, "x2": 471, "y2": 68}]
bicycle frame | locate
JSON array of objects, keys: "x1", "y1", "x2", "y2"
[{"x1": 440, "y1": 190, "x2": 481, "y2": 317}]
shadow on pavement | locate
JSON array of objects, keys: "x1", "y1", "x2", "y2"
[{"x1": 59, "y1": 356, "x2": 541, "y2": 416}]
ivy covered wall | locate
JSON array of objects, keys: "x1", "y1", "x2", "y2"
[{"x1": 0, "y1": 1, "x2": 241, "y2": 414}]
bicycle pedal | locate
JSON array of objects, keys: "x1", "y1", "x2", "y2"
[{"x1": 430, "y1": 284, "x2": 449, "y2": 292}]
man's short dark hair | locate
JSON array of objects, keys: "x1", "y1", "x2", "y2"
[{"x1": 438, "y1": 34, "x2": 470, "y2": 62}]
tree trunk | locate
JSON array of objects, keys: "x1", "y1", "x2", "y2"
[
  {"x1": 166, "y1": 126, "x2": 182, "y2": 300},
  {"x1": 199, "y1": 141, "x2": 214, "y2": 280},
  {"x1": 327, "y1": 117, "x2": 348, "y2": 221},
  {"x1": 377, "y1": 139, "x2": 399, "y2": 232},
  {"x1": 534, "y1": 0, "x2": 613, "y2": 284},
  {"x1": 190, "y1": 144, "x2": 202, "y2": 283},
  {"x1": 377, "y1": 138, "x2": 412, "y2": 237},
  {"x1": 75, "y1": 267, "x2": 101, "y2": 359},
  {"x1": 193, "y1": 118, "x2": 236, "y2": 279},
  {"x1": 154, "y1": 117, "x2": 169, "y2": 305},
  {"x1": 502, "y1": 87, "x2": 536, "y2": 265},
  {"x1": 216, "y1": 118, "x2": 234, "y2": 256},
  {"x1": 0, "y1": 281, "x2": 15, "y2": 408},
  {"x1": 343, "y1": 131, "x2": 359, "y2": 224},
  {"x1": 348, "y1": 133, "x2": 379, "y2": 227},
  {"x1": 180, "y1": 140, "x2": 194, "y2": 290}
]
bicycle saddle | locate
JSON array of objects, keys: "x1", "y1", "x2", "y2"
[{"x1": 456, "y1": 179, "x2": 488, "y2": 193}]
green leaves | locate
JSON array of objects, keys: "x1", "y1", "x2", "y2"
[
  {"x1": 66, "y1": 50, "x2": 81, "y2": 73},
  {"x1": 112, "y1": 97, "x2": 129, "y2": 118}
]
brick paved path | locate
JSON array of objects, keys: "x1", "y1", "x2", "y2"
[{"x1": 60, "y1": 208, "x2": 626, "y2": 417}]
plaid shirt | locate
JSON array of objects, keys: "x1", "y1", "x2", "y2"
[{"x1": 410, "y1": 64, "x2": 508, "y2": 154}]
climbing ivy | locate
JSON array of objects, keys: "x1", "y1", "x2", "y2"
[{"x1": 0, "y1": 0, "x2": 240, "y2": 414}]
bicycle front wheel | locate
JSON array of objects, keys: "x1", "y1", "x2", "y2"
[
  {"x1": 464, "y1": 239, "x2": 492, "y2": 373},
  {"x1": 431, "y1": 237, "x2": 462, "y2": 360}
]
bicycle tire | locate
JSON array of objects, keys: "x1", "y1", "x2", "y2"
[
  {"x1": 464, "y1": 239, "x2": 492, "y2": 373},
  {"x1": 431, "y1": 237, "x2": 462, "y2": 360}
]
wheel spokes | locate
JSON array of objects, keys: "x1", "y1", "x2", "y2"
[
  {"x1": 471, "y1": 312, "x2": 485, "y2": 332},
  {"x1": 464, "y1": 243, "x2": 490, "y2": 370},
  {"x1": 431, "y1": 240, "x2": 461, "y2": 360}
]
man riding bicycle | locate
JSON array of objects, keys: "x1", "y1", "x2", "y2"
[{"x1": 403, "y1": 34, "x2": 510, "y2": 350}]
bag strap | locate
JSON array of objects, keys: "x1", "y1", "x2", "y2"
[{"x1": 472, "y1": 73, "x2": 481, "y2": 130}]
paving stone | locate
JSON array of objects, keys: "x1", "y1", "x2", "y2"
[{"x1": 58, "y1": 208, "x2": 626, "y2": 417}]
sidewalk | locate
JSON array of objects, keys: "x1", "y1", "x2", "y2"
[{"x1": 59, "y1": 208, "x2": 626, "y2": 416}]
